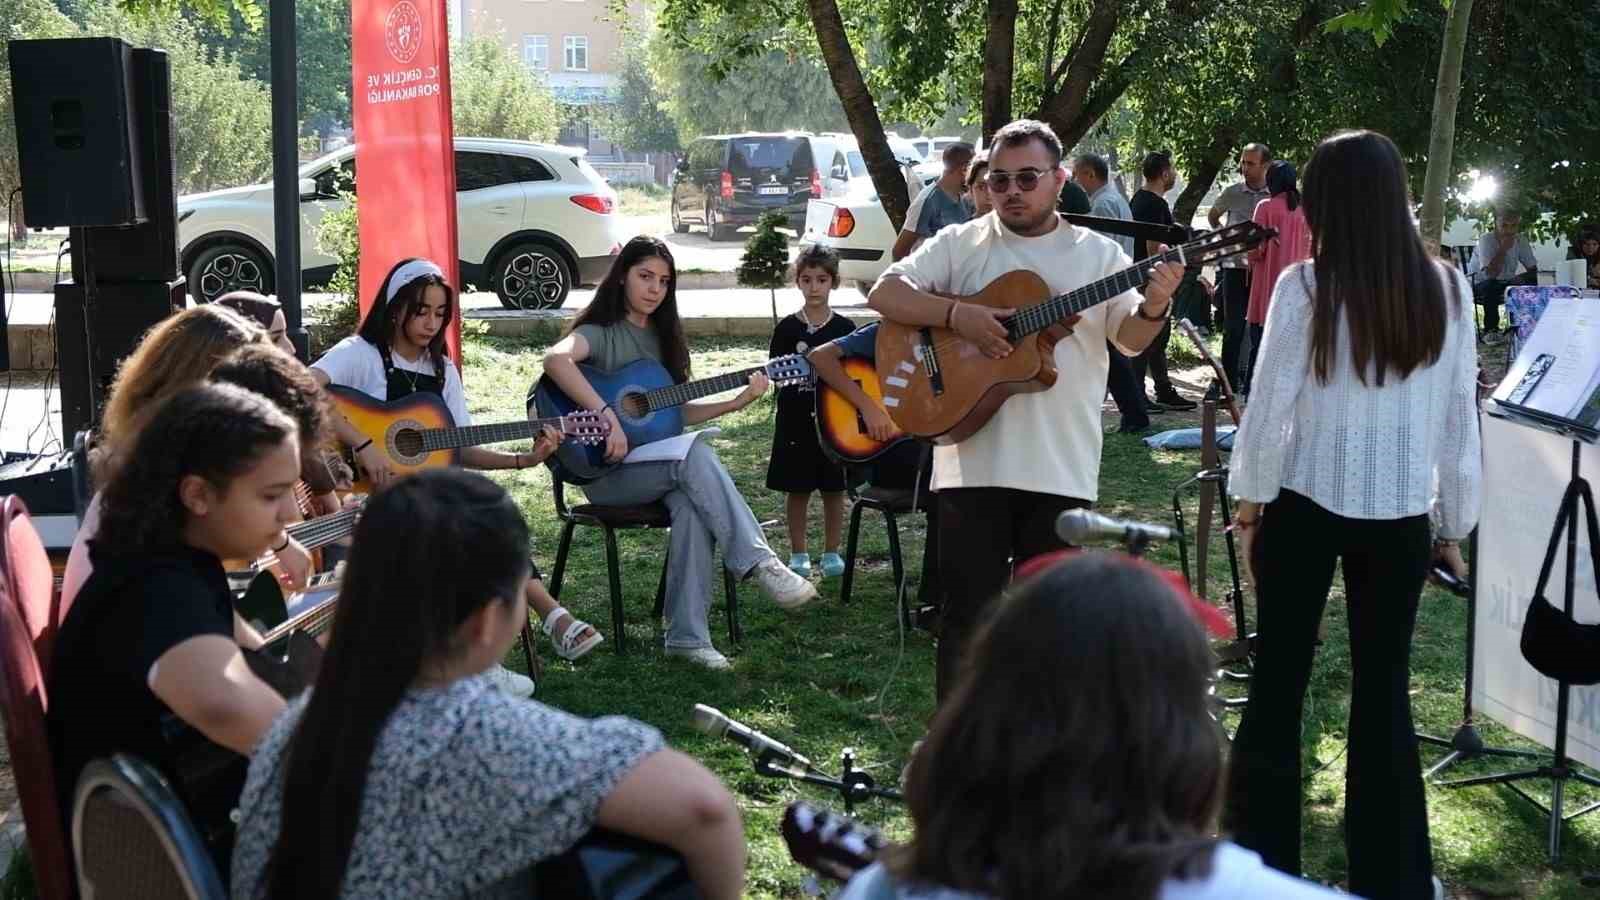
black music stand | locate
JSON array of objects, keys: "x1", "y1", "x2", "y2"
[
  {"x1": 1434, "y1": 430, "x2": 1600, "y2": 864},
  {"x1": 1414, "y1": 527, "x2": 1543, "y2": 779}
]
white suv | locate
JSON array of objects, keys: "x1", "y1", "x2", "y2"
[{"x1": 177, "y1": 137, "x2": 625, "y2": 309}]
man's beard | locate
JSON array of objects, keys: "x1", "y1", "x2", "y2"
[{"x1": 998, "y1": 204, "x2": 1057, "y2": 235}]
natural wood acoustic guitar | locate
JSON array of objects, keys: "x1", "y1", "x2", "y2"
[{"x1": 872, "y1": 222, "x2": 1273, "y2": 442}]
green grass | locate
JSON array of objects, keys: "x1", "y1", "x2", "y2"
[
  {"x1": 431, "y1": 334, "x2": 1600, "y2": 897},
  {"x1": 616, "y1": 183, "x2": 671, "y2": 219}
]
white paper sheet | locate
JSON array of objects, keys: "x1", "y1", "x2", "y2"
[
  {"x1": 1493, "y1": 295, "x2": 1600, "y2": 420},
  {"x1": 621, "y1": 428, "x2": 720, "y2": 464}
]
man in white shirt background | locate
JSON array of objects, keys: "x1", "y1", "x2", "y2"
[
  {"x1": 1470, "y1": 207, "x2": 1539, "y2": 341},
  {"x1": 1208, "y1": 143, "x2": 1272, "y2": 394},
  {"x1": 868, "y1": 119, "x2": 1183, "y2": 700}
]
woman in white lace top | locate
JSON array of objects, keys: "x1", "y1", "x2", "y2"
[{"x1": 1224, "y1": 130, "x2": 1481, "y2": 900}]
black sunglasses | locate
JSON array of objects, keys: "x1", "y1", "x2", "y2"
[{"x1": 986, "y1": 169, "x2": 1047, "y2": 193}]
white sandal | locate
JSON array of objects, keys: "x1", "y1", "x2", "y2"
[{"x1": 543, "y1": 606, "x2": 604, "y2": 661}]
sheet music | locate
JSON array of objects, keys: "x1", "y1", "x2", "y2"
[
  {"x1": 621, "y1": 428, "x2": 720, "y2": 465},
  {"x1": 1493, "y1": 295, "x2": 1600, "y2": 421}
]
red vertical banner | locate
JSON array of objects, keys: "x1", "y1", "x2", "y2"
[{"x1": 350, "y1": 0, "x2": 462, "y2": 361}]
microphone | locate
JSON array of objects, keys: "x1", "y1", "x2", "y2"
[
  {"x1": 692, "y1": 704, "x2": 814, "y2": 770},
  {"x1": 1056, "y1": 509, "x2": 1174, "y2": 545}
]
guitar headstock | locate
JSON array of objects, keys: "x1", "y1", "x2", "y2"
[
  {"x1": 780, "y1": 801, "x2": 886, "y2": 883},
  {"x1": 1171, "y1": 221, "x2": 1277, "y2": 269},
  {"x1": 766, "y1": 354, "x2": 813, "y2": 387},
  {"x1": 560, "y1": 410, "x2": 613, "y2": 445}
]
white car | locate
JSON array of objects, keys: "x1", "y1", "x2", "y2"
[
  {"x1": 800, "y1": 194, "x2": 901, "y2": 288},
  {"x1": 177, "y1": 138, "x2": 626, "y2": 309},
  {"x1": 909, "y1": 135, "x2": 967, "y2": 162}
]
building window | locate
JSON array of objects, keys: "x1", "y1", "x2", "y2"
[
  {"x1": 522, "y1": 35, "x2": 548, "y2": 69},
  {"x1": 563, "y1": 35, "x2": 588, "y2": 71}
]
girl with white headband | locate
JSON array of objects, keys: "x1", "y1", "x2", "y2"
[{"x1": 311, "y1": 258, "x2": 603, "y2": 697}]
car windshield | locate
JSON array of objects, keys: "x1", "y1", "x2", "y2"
[
  {"x1": 728, "y1": 138, "x2": 808, "y2": 178},
  {"x1": 845, "y1": 152, "x2": 867, "y2": 178}
]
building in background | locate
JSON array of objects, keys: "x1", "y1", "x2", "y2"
[{"x1": 457, "y1": 0, "x2": 634, "y2": 161}]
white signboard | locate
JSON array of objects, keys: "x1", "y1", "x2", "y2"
[{"x1": 1474, "y1": 413, "x2": 1600, "y2": 768}]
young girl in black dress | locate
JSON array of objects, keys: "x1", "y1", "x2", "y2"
[{"x1": 766, "y1": 245, "x2": 855, "y2": 577}]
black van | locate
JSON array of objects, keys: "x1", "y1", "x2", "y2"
[{"x1": 670, "y1": 133, "x2": 821, "y2": 241}]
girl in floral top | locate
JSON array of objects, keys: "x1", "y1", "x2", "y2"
[{"x1": 231, "y1": 469, "x2": 745, "y2": 899}]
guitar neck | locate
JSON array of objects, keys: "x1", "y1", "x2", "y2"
[
  {"x1": 260, "y1": 583, "x2": 339, "y2": 645},
  {"x1": 418, "y1": 416, "x2": 569, "y2": 452},
  {"x1": 1004, "y1": 249, "x2": 1181, "y2": 342},
  {"x1": 285, "y1": 507, "x2": 361, "y2": 552},
  {"x1": 640, "y1": 366, "x2": 764, "y2": 412}
]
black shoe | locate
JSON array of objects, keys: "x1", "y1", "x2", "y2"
[
  {"x1": 1145, "y1": 396, "x2": 1168, "y2": 413},
  {"x1": 1157, "y1": 392, "x2": 1198, "y2": 411}
]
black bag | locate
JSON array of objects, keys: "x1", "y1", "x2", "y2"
[{"x1": 1520, "y1": 478, "x2": 1600, "y2": 685}]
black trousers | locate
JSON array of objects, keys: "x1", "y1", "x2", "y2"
[
  {"x1": 1245, "y1": 323, "x2": 1264, "y2": 394},
  {"x1": 1133, "y1": 318, "x2": 1177, "y2": 397},
  {"x1": 934, "y1": 487, "x2": 1088, "y2": 699},
  {"x1": 1105, "y1": 342, "x2": 1148, "y2": 429},
  {"x1": 1221, "y1": 268, "x2": 1251, "y2": 391},
  {"x1": 1473, "y1": 270, "x2": 1536, "y2": 333},
  {"x1": 1224, "y1": 490, "x2": 1434, "y2": 900}
]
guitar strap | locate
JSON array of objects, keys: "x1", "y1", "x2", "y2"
[{"x1": 377, "y1": 343, "x2": 446, "y2": 402}]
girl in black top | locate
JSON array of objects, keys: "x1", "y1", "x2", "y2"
[
  {"x1": 47, "y1": 383, "x2": 301, "y2": 845},
  {"x1": 766, "y1": 245, "x2": 855, "y2": 577}
]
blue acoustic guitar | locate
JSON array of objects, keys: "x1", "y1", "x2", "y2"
[{"x1": 530, "y1": 355, "x2": 813, "y2": 484}]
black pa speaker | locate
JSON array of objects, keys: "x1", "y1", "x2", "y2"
[
  {"x1": 53, "y1": 279, "x2": 183, "y2": 439},
  {"x1": 71, "y1": 48, "x2": 179, "y2": 283},
  {"x1": 8, "y1": 37, "x2": 147, "y2": 228}
]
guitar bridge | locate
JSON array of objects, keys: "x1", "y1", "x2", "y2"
[{"x1": 917, "y1": 328, "x2": 945, "y2": 396}]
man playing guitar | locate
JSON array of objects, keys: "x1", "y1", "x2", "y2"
[{"x1": 866, "y1": 119, "x2": 1184, "y2": 700}]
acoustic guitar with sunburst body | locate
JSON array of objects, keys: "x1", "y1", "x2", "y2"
[
  {"x1": 327, "y1": 385, "x2": 610, "y2": 492},
  {"x1": 872, "y1": 222, "x2": 1273, "y2": 442}
]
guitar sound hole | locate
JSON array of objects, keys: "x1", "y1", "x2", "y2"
[
  {"x1": 618, "y1": 392, "x2": 648, "y2": 420},
  {"x1": 393, "y1": 429, "x2": 424, "y2": 458}
]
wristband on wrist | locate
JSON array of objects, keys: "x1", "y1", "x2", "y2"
[
  {"x1": 352, "y1": 438, "x2": 374, "y2": 454},
  {"x1": 273, "y1": 536, "x2": 290, "y2": 553},
  {"x1": 945, "y1": 300, "x2": 960, "y2": 329},
  {"x1": 1135, "y1": 301, "x2": 1171, "y2": 322}
]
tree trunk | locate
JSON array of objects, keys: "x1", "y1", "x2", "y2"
[
  {"x1": 1172, "y1": 122, "x2": 1238, "y2": 229},
  {"x1": 805, "y1": 0, "x2": 909, "y2": 229},
  {"x1": 1419, "y1": 0, "x2": 1475, "y2": 248},
  {"x1": 1033, "y1": 0, "x2": 1121, "y2": 145},
  {"x1": 981, "y1": 0, "x2": 1018, "y2": 146}
]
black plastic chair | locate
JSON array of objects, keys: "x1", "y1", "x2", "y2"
[
  {"x1": 839, "y1": 479, "x2": 930, "y2": 622},
  {"x1": 72, "y1": 754, "x2": 226, "y2": 900},
  {"x1": 545, "y1": 476, "x2": 739, "y2": 655}
]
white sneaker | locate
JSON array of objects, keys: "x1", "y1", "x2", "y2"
[
  {"x1": 750, "y1": 557, "x2": 818, "y2": 610},
  {"x1": 665, "y1": 646, "x2": 732, "y2": 670},
  {"x1": 486, "y1": 664, "x2": 535, "y2": 698}
]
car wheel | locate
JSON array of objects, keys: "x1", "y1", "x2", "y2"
[
  {"x1": 188, "y1": 243, "x2": 272, "y2": 304},
  {"x1": 707, "y1": 204, "x2": 737, "y2": 242},
  {"x1": 670, "y1": 199, "x2": 689, "y2": 234},
  {"x1": 495, "y1": 242, "x2": 571, "y2": 310}
]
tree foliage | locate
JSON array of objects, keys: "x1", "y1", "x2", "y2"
[
  {"x1": 79, "y1": 3, "x2": 276, "y2": 194},
  {"x1": 191, "y1": 0, "x2": 352, "y2": 131},
  {"x1": 649, "y1": 30, "x2": 848, "y2": 143},
  {"x1": 449, "y1": 31, "x2": 561, "y2": 142},
  {"x1": 737, "y1": 211, "x2": 790, "y2": 326},
  {"x1": 0, "y1": 0, "x2": 80, "y2": 229},
  {"x1": 595, "y1": 28, "x2": 680, "y2": 153}
]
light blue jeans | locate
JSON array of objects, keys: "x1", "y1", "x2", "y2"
[{"x1": 581, "y1": 436, "x2": 774, "y2": 649}]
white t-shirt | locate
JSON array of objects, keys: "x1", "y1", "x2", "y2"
[
  {"x1": 877, "y1": 213, "x2": 1141, "y2": 501},
  {"x1": 312, "y1": 336, "x2": 472, "y2": 426},
  {"x1": 836, "y1": 842, "x2": 1354, "y2": 900}
]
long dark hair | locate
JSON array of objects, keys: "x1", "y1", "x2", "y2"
[
  {"x1": 1301, "y1": 130, "x2": 1448, "y2": 386},
  {"x1": 566, "y1": 236, "x2": 691, "y2": 383},
  {"x1": 93, "y1": 383, "x2": 296, "y2": 559},
  {"x1": 890, "y1": 553, "x2": 1224, "y2": 900},
  {"x1": 264, "y1": 469, "x2": 531, "y2": 897},
  {"x1": 1266, "y1": 159, "x2": 1300, "y2": 211},
  {"x1": 356, "y1": 257, "x2": 454, "y2": 378}
]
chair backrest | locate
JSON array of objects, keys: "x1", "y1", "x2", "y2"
[
  {"x1": 0, "y1": 496, "x2": 77, "y2": 900},
  {"x1": 72, "y1": 755, "x2": 225, "y2": 900}
]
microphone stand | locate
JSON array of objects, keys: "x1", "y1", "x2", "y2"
[{"x1": 751, "y1": 747, "x2": 903, "y2": 817}]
